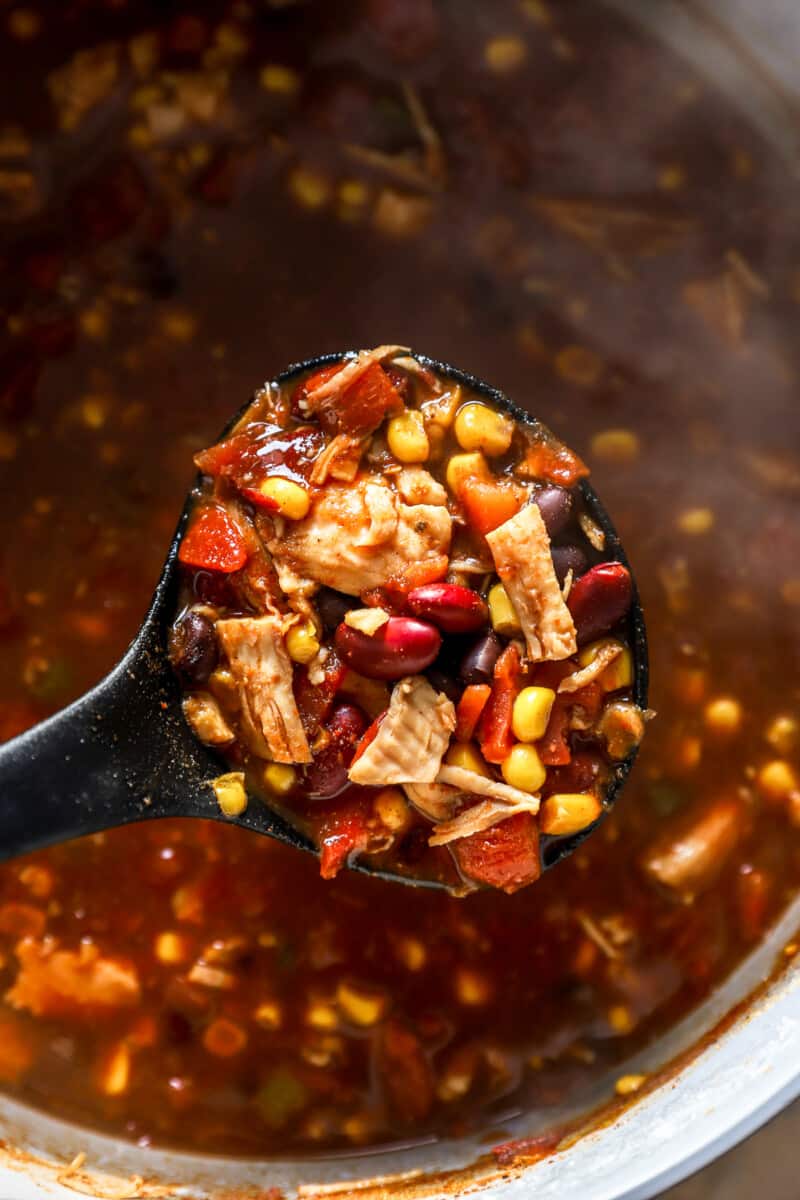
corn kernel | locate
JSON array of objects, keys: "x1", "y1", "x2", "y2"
[
  {"x1": 590, "y1": 429, "x2": 640, "y2": 465},
  {"x1": 703, "y1": 696, "x2": 742, "y2": 736},
  {"x1": 97, "y1": 1042, "x2": 130, "y2": 1097},
  {"x1": 263, "y1": 763, "x2": 296, "y2": 796},
  {"x1": 484, "y1": 35, "x2": 528, "y2": 73},
  {"x1": 488, "y1": 582, "x2": 522, "y2": 637},
  {"x1": 608, "y1": 1004, "x2": 634, "y2": 1034},
  {"x1": 673, "y1": 734, "x2": 702, "y2": 774},
  {"x1": 254, "y1": 1000, "x2": 283, "y2": 1030},
  {"x1": 373, "y1": 787, "x2": 411, "y2": 832},
  {"x1": 671, "y1": 666, "x2": 708, "y2": 706},
  {"x1": 512, "y1": 687, "x2": 556, "y2": 742},
  {"x1": 259, "y1": 63, "x2": 300, "y2": 94},
  {"x1": 257, "y1": 476, "x2": 310, "y2": 520},
  {"x1": 677, "y1": 507, "x2": 715, "y2": 535},
  {"x1": 658, "y1": 163, "x2": 686, "y2": 191},
  {"x1": 288, "y1": 165, "x2": 330, "y2": 209},
  {"x1": 766, "y1": 714, "x2": 799, "y2": 756},
  {"x1": 305, "y1": 1001, "x2": 338, "y2": 1030},
  {"x1": 615, "y1": 1073, "x2": 647, "y2": 1097},
  {"x1": 285, "y1": 620, "x2": 320, "y2": 663},
  {"x1": 756, "y1": 760, "x2": 800, "y2": 804},
  {"x1": 454, "y1": 402, "x2": 514, "y2": 457},
  {"x1": 445, "y1": 742, "x2": 492, "y2": 777},
  {"x1": 336, "y1": 981, "x2": 388, "y2": 1027},
  {"x1": 578, "y1": 638, "x2": 633, "y2": 691},
  {"x1": 501, "y1": 744, "x2": 546, "y2": 793},
  {"x1": 539, "y1": 792, "x2": 602, "y2": 836},
  {"x1": 386, "y1": 409, "x2": 429, "y2": 463},
  {"x1": 555, "y1": 344, "x2": 604, "y2": 387},
  {"x1": 212, "y1": 771, "x2": 248, "y2": 817},
  {"x1": 395, "y1": 935, "x2": 426, "y2": 972},
  {"x1": 445, "y1": 451, "x2": 489, "y2": 495},
  {"x1": 455, "y1": 966, "x2": 493, "y2": 1006},
  {"x1": 154, "y1": 931, "x2": 190, "y2": 965}
]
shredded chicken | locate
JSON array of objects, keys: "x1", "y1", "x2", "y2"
[
  {"x1": 216, "y1": 615, "x2": 311, "y2": 763},
  {"x1": 8, "y1": 939, "x2": 141, "y2": 1019},
  {"x1": 348, "y1": 677, "x2": 455, "y2": 786},
  {"x1": 182, "y1": 693, "x2": 235, "y2": 745},
  {"x1": 436, "y1": 765, "x2": 541, "y2": 811},
  {"x1": 300, "y1": 345, "x2": 408, "y2": 409},
  {"x1": 403, "y1": 781, "x2": 461, "y2": 822},
  {"x1": 309, "y1": 433, "x2": 365, "y2": 485},
  {"x1": 486, "y1": 503, "x2": 577, "y2": 662},
  {"x1": 429, "y1": 796, "x2": 541, "y2": 847},
  {"x1": 267, "y1": 473, "x2": 451, "y2": 596},
  {"x1": 395, "y1": 466, "x2": 448, "y2": 506},
  {"x1": 640, "y1": 797, "x2": 741, "y2": 898},
  {"x1": 558, "y1": 643, "x2": 622, "y2": 693}
]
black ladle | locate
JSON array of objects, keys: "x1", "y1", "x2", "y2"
[{"x1": 0, "y1": 352, "x2": 648, "y2": 889}]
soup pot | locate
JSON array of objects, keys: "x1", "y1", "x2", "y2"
[{"x1": 1, "y1": 1, "x2": 799, "y2": 1197}]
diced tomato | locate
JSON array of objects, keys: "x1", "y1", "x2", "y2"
[
  {"x1": 477, "y1": 643, "x2": 522, "y2": 764},
  {"x1": 455, "y1": 684, "x2": 492, "y2": 743},
  {"x1": 519, "y1": 438, "x2": 589, "y2": 487},
  {"x1": 571, "y1": 681, "x2": 604, "y2": 725},
  {"x1": 294, "y1": 361, "x2": 403, "y2": 436},
  {"x1": 392, "y1": 554, "x2": 450, "y2": 594},
  {"x1": 351, "y1": 711, "x2": 387, "y2": 764},
  {"x1": 195, "y1": 430, "x2": 254, "y2": 477},
  {"x1": 376, "y1": 1019, "x2": 434, "y2": 1122},
  {"x1": 452, "y1": 812, "x2": 541, "y2": 893},
  {"x1": 538, "y1": 695, "x2": 572, "y2": 766},
  {"x1": 178, "y1": 504, "x2": 248, "y2": 572},
  {"x1": 294, "y1": 650, "x2": 347, "y2": 739},
  {"x1": 459, "y1": 477, "x2": 523, "y2": 536},
  {"x1": 318, "y1": 796, "x2": 371, "y2": 880}
]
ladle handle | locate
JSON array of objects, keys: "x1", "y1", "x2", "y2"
[{"x1": 0, "y1": 621, "x2": 217, "y2": 861}]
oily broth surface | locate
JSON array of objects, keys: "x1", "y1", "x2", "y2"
[{"x1": 0, "y1": 0, "x2": 798, "y2": 1155}]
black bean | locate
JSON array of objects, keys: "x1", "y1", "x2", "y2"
[
  {"x1": 426, "y1": 667, "x2": 462, "y2": 702},
  {"x1": 551, "y1": 544, "x2": 588, "y2": 587},
  {"x1": 459, "y1": 631, "x2": 502, "y2": 685},
  {"x1": 169, "y1": 610, "x2": 218, "y2": 686},
  {"x1": 534, "y1": 485, "x2": 574, "y2": 538},
  {"x1": 315, "y1": 587, "x2": 353, "y2": 634}
]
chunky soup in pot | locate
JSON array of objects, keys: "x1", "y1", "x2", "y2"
[{"x1": 0, "y1": 0, "x2": 799, "y2": 1158}]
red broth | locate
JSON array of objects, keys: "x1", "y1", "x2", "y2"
[{"x1": 0, "y1": 0, "x2": 798, "y2": 1156}]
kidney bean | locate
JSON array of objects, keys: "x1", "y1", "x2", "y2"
[
  {"x1": 407, "y1": 583, "x2": 488, "y2": 634},
  {"x1": 334, "y1": 617, "x2": 441, "y2": 680},
  {"x1": 459, "y1": 631, "x2": 502, "y2": 685},
  {"x1": 567, "y1": 562, "x2": 633, "y2": 645},
  {"x1": 305, "y1": 703, "x2": 369, "y2": 800},
  {"x1": 534, "y1": 485, "x2": 573, "y2": 538},
  {"x1": 169, "y1": 611, "x2": 218, "y2": 687},
  {"x1": 551, "y1": 544, "x2": 589, "y2": 586},
  {"x1": 316, "y1": 587, "x2": 353, "y2": 634}
]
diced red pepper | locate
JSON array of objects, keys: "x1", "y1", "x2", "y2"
[
  {"x1": 351, "y1": 711, "x2": 387, "y2": 764},
  {"x1": 459, "y1": 477, "x2": 523, "y2": 536},
  {"x1": 178, "y1": 504, "x2": 248, "y2": 573},
  {"x1": 318, "y1": 796, "x2": 371, "y2": 880},
  {"x1": 519, "y1": 438, "x2": 589, "y2": 487},
  {"x1": 477, "y1": 643, "x2": 522, "y2": 764},
  {"x1": 538, "y1": 695, "x2": 572, "y2": 766},
  {"x1": 452, "y1": 812, "x2": 541, "y2": 893},
  {"x1": 455, "y1": 685, "x2": 492, "y2": 743}
]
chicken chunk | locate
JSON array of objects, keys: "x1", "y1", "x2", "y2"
[
  {"x1": 640, "y1": 796, "x2": 741, "y2": 898},
  {"x1": 348, "y1": 676, "x2": 455, "y2": 786},
  {"x1": 8, "y1": 939, "x2": 141, "y2": 1020},
  {"x1": 216, "y1": 615, "x2": 311, "y2": 763},
  {"x1": 267, "y1": 473, "x2": 451, "y2": 596},
  {"x1": 486, "y1": 503, "x2": 577, "y2": 662},
  {"x1": 436, "y1": 765, "x2": 541, "y2": 811},
  {"x1": 183, "y1": 692, "x2": 235, "y2": 745}
]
